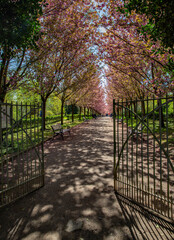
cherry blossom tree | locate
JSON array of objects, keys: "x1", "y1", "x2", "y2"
[
  {"x1": 76, "y1": 74, "x2": 107, "y2": 115},
  {"x1": 23, "y1": 0, "x2": 98, "y2": 128},
  {"x1": 56, "y1": 56, "x2": 98, "y2": 124},
  {"x1": 94, "y1": 0, "x2": 174, "y2": 96}
]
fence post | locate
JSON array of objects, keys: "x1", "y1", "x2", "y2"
[
  {"x1": 79, "y1": 106, "x2": 82, "y2": 120},
  {"x1": 72, "y1": 104, "x2": 74, "y2": 122}
]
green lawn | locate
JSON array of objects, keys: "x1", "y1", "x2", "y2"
[{"x1": 0, "y1": 114, "x2": 93, "y2": 160}]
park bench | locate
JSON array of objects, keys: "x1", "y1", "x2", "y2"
[
  {"x1": 128, "y1": 124, "x2": 145, "y2": 140},
  {"x1": 117, "y1": 118, "x2": 123, "y2": 123},
  {"x1": 51, "y1": 123, "x2": 70, "y2": 140},
  {"x1": 83, "y1": 117, "x2": 89, "y2": 123},
  {"x1": 129, "y1": 124, "x2": 145, "y2": 134}
]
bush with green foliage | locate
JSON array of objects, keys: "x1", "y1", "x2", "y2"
[{"x1": 123, "y1": 0, "x2": 174, "y2": 52}]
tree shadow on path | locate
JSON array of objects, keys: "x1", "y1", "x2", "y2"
[
  {"x1": 0, "y1": 118, "x2": 131, "y2": 240},
  {"x1": 0, "y1": 117, "x2": 173, "y2": 240},
  {"x1": 116, "y1": 194, "x2": 174, "y2": 240}
]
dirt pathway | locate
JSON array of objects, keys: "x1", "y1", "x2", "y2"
[{"x1": 0, "y1": 117, "x2": 173, "y2": 240}]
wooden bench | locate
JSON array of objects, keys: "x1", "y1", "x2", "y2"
[
  {"x1": 117, "y1": 118, "x2": 123, "y2": 123},
  {"x1": 129, "y1": 124, "x2": 144, "y2": 134},
  {"x1": 83, "y1": 117, "x2": 89, "y2": 123},
  {"x1": 128, "y1": 124, "x2": 145, "y2": 140},
  {"x1": 51, "y1": 124, "x2": 70, "y2": 140}
]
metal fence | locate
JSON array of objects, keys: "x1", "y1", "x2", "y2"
[
  {"x1": 113, "y1": 95, "x2": 174, "y2": 220},
  {"x1": 0, "y1": 102, "x2": 44, "y2": 207}
]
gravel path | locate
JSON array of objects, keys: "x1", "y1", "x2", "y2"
[{"x1": 0, "y1": 117, "x2": 173, "y2": 240}]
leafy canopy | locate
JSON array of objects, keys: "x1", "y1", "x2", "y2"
[
  {"x1": 123, "y1": 0, "x2": 174, "y2": 52},
  {"x1": 0, "y1": 0, "x2": 45, "y2": 48}
]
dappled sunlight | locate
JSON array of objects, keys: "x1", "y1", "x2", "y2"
[
  {"x1": 0, "y1": 117, "x2": 172, "y2": 239},
  {"x1": 0, "y1": 117, "x2": 131, "y2": 240},
  {"x1": 82, "y1": 208, "x2": 96, "y2": 216},
  {"x1": 116, "y1": 194, "x2": 174, "y2": 240},
  {"x1": 21, "y1": 231, "x2": 61, "y2": 240}
]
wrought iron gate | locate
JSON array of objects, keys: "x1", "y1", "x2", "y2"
[
  {"x1": 0, "y1": 102, "x2": 44, "y2": 207},
  {"x1": 113, "y1": 96, "x2": 174, "y2": 220}
]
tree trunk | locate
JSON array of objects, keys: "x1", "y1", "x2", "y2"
[
  {"x1": 120, "y1": 108, "x2": 122, "y2": 117},
  {"x1": 72, "y1": 104, "x2": 74, "y2": 122},
  {"x1": 133, "y1": 101, "x2": 137, "y2": 119},
  {"x1": 41, "y1": 98, "x2": 46, "y2": 131},
  {"x1": 79, "y1": 106, "x2": 82, "y2": 120},
  {"x1": 117, "y1": 107, "x2": 119, "y2": 117},
  {"x1": 128, "y1": 108, "x2": 130, "y2": 118},
  {"x1": 87, "y1": 108, "x2": 89, "y2": 117},
  {"x1": 124, "y1": 103, "x2": 127, "y2": 118},
  {"x1": 158, "y1": 98, "x2": 165, "y2": 128},
  {"x1": 141, "y1": 99, "x2": 145, "y2": 117},
  {"x1": 0, "y1": 91, "x2": 6, "y2": 103},
  {"x1": 84, "y1": 107, "x2": 86, "y2": 117},
  {"x1": 0, "y1": 49, "x2": 11, "y2": 103},
  {"x1": 61, "y1": 99, "x2": 64, "y2": 125}
]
